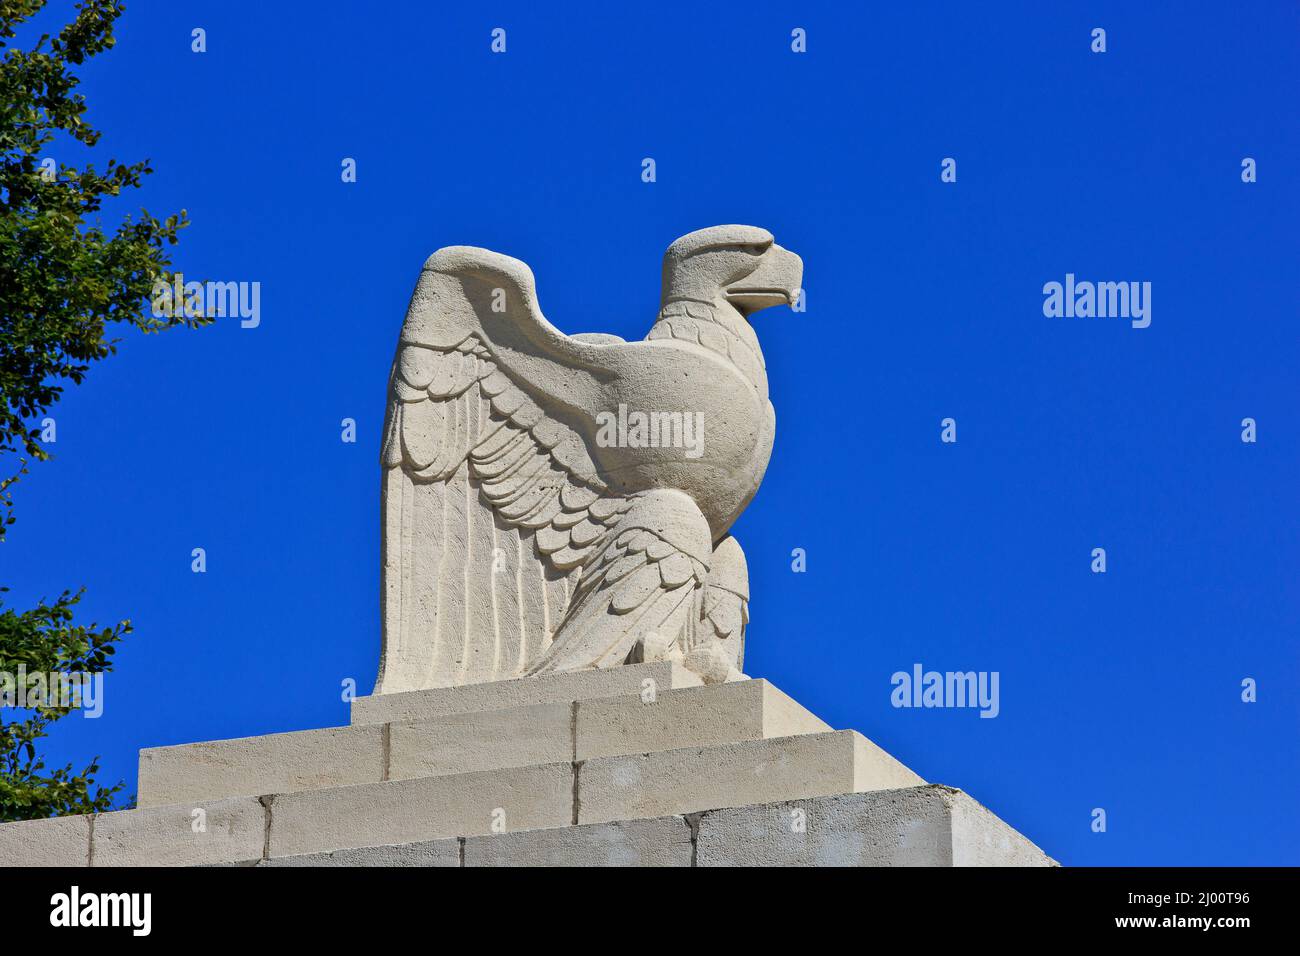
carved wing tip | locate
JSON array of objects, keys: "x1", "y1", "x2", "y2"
[{"x1": 422, "y1": 246, "x2": 535, "y2": 285}]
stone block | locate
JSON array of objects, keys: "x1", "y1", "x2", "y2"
[
  {"x1": 261, "y1": 839, "x2": 461, "y2": 867},
  {"x1": 352, "y1": 661, "x2": 700, "y2": 725},
  {"x1": 949, "y1": 790, "x2": 1055, "y2": 866},
  {"x1": 0, "y1": 813, "x2": 90, "y2": 867},
  {"x1": 137, "y1": 724, "x2": 384, "y2": 808},
  {"x1": 694, "y1": 786, "x2": 1054, "y2": 866},
  {"x1": 464, "y1": 816, "x2": 691, "y2": 867},
  {"x1": 92, "y1": 797, "x2": 266, "y2": 867},
  {"x1": 574, "y1": 678, "x2": 828, "y2": 762},
  {"x1": 267, "y1": 762, "x2": 572, "y2": 857},
  {"x1": 577, "y1": 729, "x2": 922, "y2": 825},
  {"x1": 387, "y1": 702, "x2": 572, "y2": 781}
]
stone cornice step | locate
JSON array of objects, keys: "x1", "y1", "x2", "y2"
[
  {"x1": 4, "y1": 728, "x2": 923, "y2": 866},
  {"x1": 256, "y1": 787, "x2": 1055, "y2": 867},
  {"x1": 137, "y1": 678, "x2": 829, "y2": 808},
  {"x1": 349, "y1": 660, "x2": 703, "y2": 725},
  {"x1": 1, "y1": 785, "x2": 1054, "y2": 867}
]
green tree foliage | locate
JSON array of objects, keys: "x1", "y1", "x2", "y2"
[
  {"x1": 0, "y1": 589, "x2": 129, "y2": 819},
  {"x1": 0, "y1": 0, "x2": 205, "y2": 820}
]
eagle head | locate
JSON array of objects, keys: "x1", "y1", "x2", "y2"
[{"x1": 661, "y1": 225, "x2": 803, "y2": 318}]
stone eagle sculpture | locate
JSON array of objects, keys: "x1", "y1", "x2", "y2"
[{"x1": 375, "y1": 225, "x2": 802, "y2": 694}]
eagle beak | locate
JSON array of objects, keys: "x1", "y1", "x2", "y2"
[{"x1": 725, "y1": 244, "x2": 804, "y2": 316}]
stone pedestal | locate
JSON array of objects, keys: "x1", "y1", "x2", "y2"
[{"x1": 0, "y1": 665, "x2": 1053, "y2": 867}]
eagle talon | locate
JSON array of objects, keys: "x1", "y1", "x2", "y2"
[
  {"x1": 631, "y1": 630, "x2": 684, "y2": 665},
  {"x1": 682, "y1": 646, "x2": 746, "y2": 685}
]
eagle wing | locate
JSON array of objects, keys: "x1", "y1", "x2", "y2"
[{"x1": 376, "y1": 249, "x2": 633, "y2": 692}]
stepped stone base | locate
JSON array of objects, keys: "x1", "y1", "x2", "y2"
[
  {"x1": 237, "y1": 788, "x2": 1052, "y2": 867},
  {"x1": 0, "y1": 666, "x2": 1054, "y2": 867},
  {"x1": 136, "y1": 672, "x2": 826, "y2": 808}
]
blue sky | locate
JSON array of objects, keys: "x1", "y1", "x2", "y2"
[{"x1": 4, "y1": 0, "x2": 1297, "y2": 865}]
